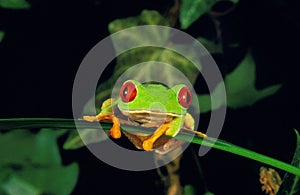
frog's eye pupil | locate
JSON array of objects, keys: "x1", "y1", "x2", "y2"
[
  {"x1": 178, "y1": 87, "x2": 192, "y2": 108},
  {"x1": 120, "y1": 81, "x2": 137, "y2": 102}
]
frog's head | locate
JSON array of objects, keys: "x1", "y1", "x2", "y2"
[{"x1": 117, "y1": 80, "x2": 193, "y2": 117}]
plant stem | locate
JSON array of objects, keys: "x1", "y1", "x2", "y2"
[{"x1": 0, "y1": 118, "x2": 299, "y2": 176}]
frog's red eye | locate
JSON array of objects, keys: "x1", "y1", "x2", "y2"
[
  {"x1": 120, "y1": 81, "x2": 137, "y2": 102},
  {"x1": 178, "y1": 87, "x2": 192, "y2": 108}
]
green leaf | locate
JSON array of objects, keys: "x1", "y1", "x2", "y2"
[
  {"x1": 90, "y1": 10, "x2": 202, "y2": 109},
  {"x1": 1, "y1": 175, "x2": 40, "y2": 195},
  {"x1": 180, "y1": 0, "x2": 239, "y2": 29},
  {"x1": 277, "y1": 129, "x2": 300, "y2": 195},
  {"x1": 108, "y1": 10, "x2": 201, "y2": 84},
  {"x1": 198, "y1": 51, "x2": 282, "y2": 112},
  {"x1": 1, "y1": 164, "x2": 79, "y2": 195},
  {"x1": 0, "y1": 129, "x2": 79, "y2": 195},
  {"x1": 63, "y1": 130, "x2": 85, "y2": 150},
  {"x1": 197, "y1": 82, "x2": 226, "y2": 113},
  {"x1": 180, "y1": 0, "x2": 218, "y2": 29},
  {"x1": 0, "y1": 129, "x2": 61, "y2": 165},
  {"x1": 0, "y1": 0, "x2": 30, "y2": 9},
  {"x1": 15, "y1": 163, "x2": 79, "y2": 195},
  {"x1": 0, "y1": 31, "x2": 4, "y2": 43},
  {"x1": 108, "y1": 10, "x2": 170, "y2": 32},
  {"x1": 204, "y1": 192, "x2": 215, "y2": 195},
  {"x1": 225, "y1": 51, "x2": 282, "y2": 108},
  {"x1": 197, "y1": 37, "x2": 223, "y2": 54},
  {"x1": 183, "y1": 184, "x2": 196, "y2": 195},
  {"x1": 63, "y1": 128, "x2": 108, "y2": 150}
]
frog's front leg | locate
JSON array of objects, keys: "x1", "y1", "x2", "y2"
[
  {"x1": 83, "y1": 99, "x2": 121, "y2": 139},
  {"x1": 142, "y1": 117, "x2": 184, "y2": 151},
  {"x1": 84, "y1": 114, "x2": 121, "y2": 138}
]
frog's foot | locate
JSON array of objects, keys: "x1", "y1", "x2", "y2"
[
  {"x1": 183, "y1": 129, "x2": 208, "y2": 138},
  {"x1": 83, "y1": 113, "x2": 121, "y2": 139},
  {"x1": 195, "y1": 131, "x2": 207, "y2": 138},
  {"x1": 83, "y1": 115, "x2": 98, "y2": 122},
  {"x1": 109, "y1": 116, "x2": 121, "y2": 139},
  {"x1": 142, "y1": 123, "x2": 170, "y2": 151}
]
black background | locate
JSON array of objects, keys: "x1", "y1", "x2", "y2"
[{"x1": 0, "y1": 0, "x2": 300, "y2": 194}]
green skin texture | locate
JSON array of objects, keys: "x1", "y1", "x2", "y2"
[{"x1": 104, "y1": 80, "x2": 192, "y2": 137}]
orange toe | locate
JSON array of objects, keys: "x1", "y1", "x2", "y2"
[
  {"x1": 110, "y1": 127, "x2": 121, "y2": 139},
  {"x1": 142, "y1": 140, "x2": 153, "y2": 151}
]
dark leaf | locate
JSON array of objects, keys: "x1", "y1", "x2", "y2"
[
  {"x1": 198, "y1": 51, "x2": 282, "y2": 112},
  {"x1": 0, "y1": 0, "x2": 30, "y2": 9},
  {"x1": 0, "y1": 31, "x2": 4, "y2": 43},
  {"x1": 0, "y1": 129, "x2": 79, "y2": 195},
  {"x1": 277, "y1": 129, "x2": 300, "y2": 195},
  {"x1": 180, "y1": 0, "x2": 239, "y2": 29},
  {"x1": 180, "y1": 0, "x2": 218, "y2": 29}
]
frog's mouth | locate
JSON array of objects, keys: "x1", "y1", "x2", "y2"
[{"x1": 120, "y1": 110, "x2": 183, "y2": 124}]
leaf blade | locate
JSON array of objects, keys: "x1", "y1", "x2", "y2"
[
  {"x1": 0, "y1": 128, "x2": 79, "y2": 195},
  {"x1": 278, "y1": 129, "x2": 300, "y2": 195},
  {"x1": 0, "y1": 0, "x2": 30, "y2": 9},
  {"x1": 197, "y1": 51, "x2": 282, "y2": 112},
  {"x1": 180, "y1": 0, "x2": 216, "y2": 29},
  {"x1": 0, "y1": 31, "x2": 5, "y2": 43},
  {"x1": 1, "y1": 118, "x2": 299, "y2": 177},
  {"x1": 180, "y1": 0, "x2": 240, "y2": 29}
]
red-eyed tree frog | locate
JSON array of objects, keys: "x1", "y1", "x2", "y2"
[{"x1": 83, "y1": 80, "x2": 206, "y2": 151}]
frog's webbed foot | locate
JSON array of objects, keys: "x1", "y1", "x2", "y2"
[{"x1": 195, "y1": 131, "x2": 207, "y2": 138}]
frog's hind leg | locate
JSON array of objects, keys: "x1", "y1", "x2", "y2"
[
  {"x1": 142, "y1": 117, "x2": 184, "y2": 151},
  {"x1": 143, "y1": 123, "x2": 170, "y2": 151}
]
